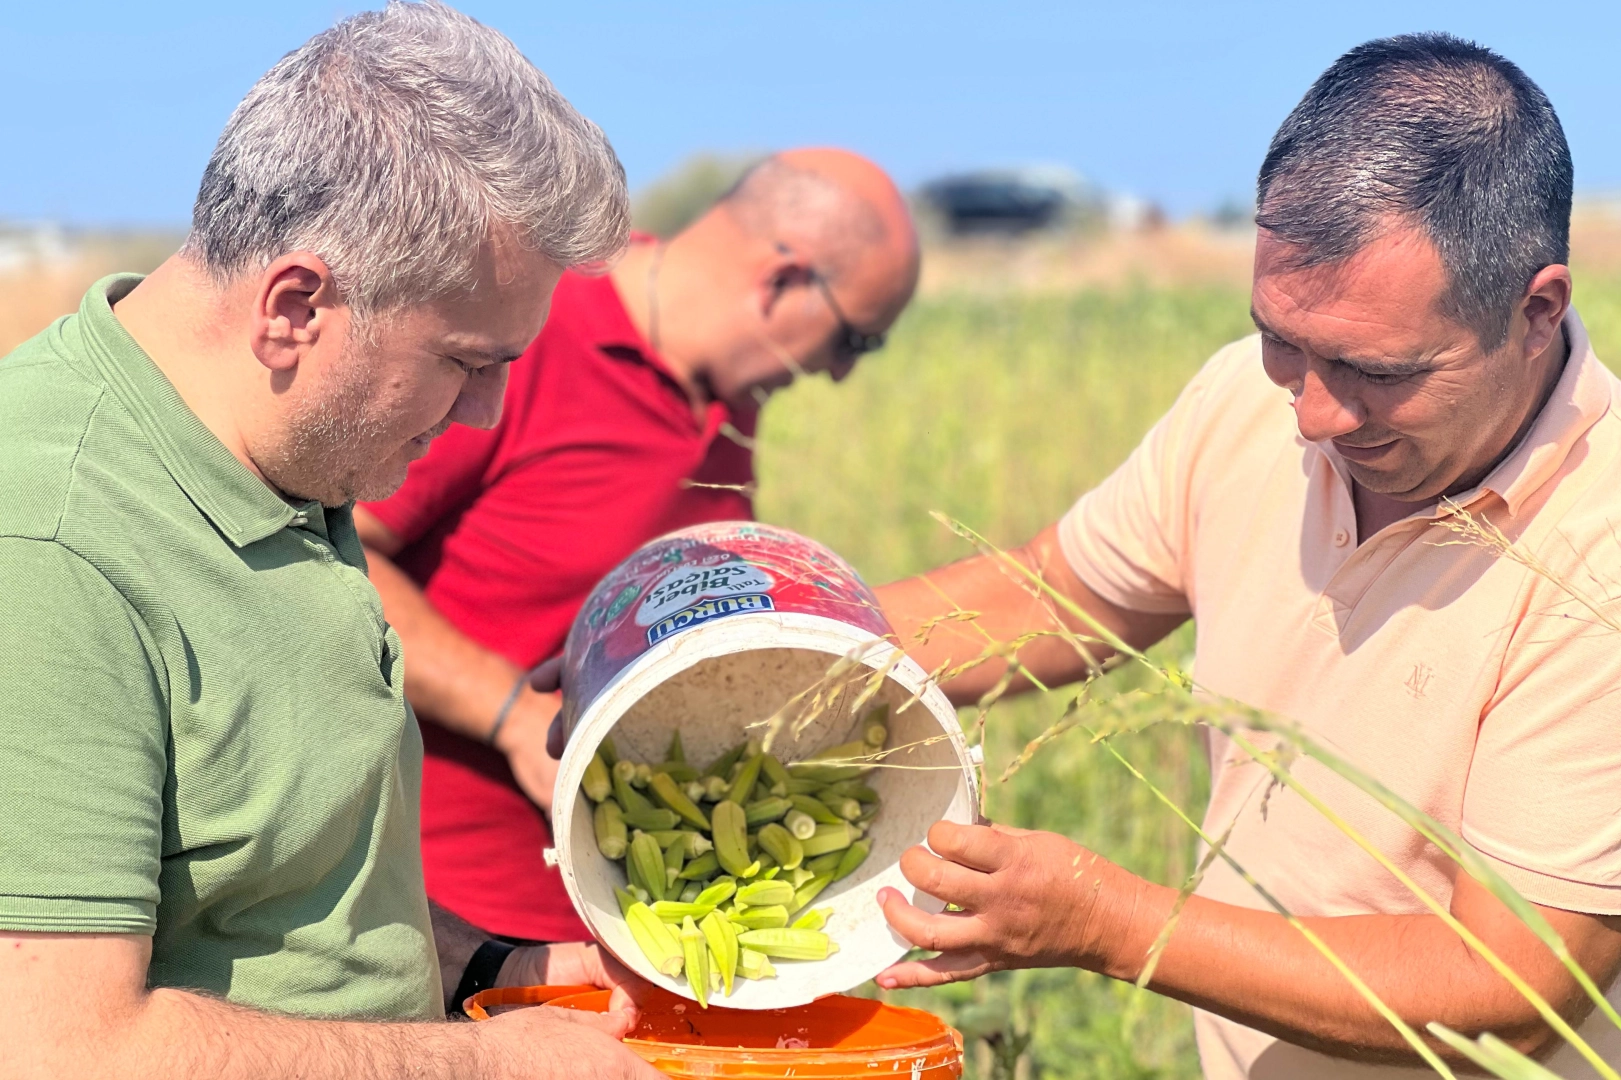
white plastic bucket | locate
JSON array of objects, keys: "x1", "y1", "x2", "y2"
[{"x1": 551, "y1": 522, "x2": 978, "y2": 1009}]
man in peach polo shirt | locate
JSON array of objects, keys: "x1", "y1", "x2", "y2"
[{"x1": 873, "y1": 35, "x2": 1621, "y2": 1078}]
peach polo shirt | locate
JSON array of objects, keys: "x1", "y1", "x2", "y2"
[{"x1": 1060, "y1": 311, "x2": 1621, "y2": 1080}]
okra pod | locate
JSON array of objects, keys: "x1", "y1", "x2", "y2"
[
  {"x1": 625, "y1": 902, "x2": 684, "y2": 977},
  {"x1": 791, "y1": 872, "x2": 833, "y2": 913},
  {"x1": 701, "y1": 775, "x2": 730, "y2": 801},
  {"x1": 680, "y1": 916, "x2": 710, "y2": 1008},
  {"x1": 623, "y1": 807, "x2": 681, "y2": 832},
  {"x1": 701, "y1": 741, "x2": 746, "y2": 781},
  {"x1": 678, "y1": 882, "x2": 703, "y2": 903},
  {"x1": 736, "y1": 928, "x2": 836, "y2": 961},
  {"x1": 784, "y1": 777, "x2": 825, "y2": 796},
  {"x1": 615, "y1": 886, "x2": 639, "y2": 917},
  {"x1": 694, "y1": 878, "x2": 737, "y2": 907},
  {"x1": 744, "y1": 796, "x2": 792, "y2": 827},
  {"x1": 582, "y1": 754, "x2": 612, "y2": 802},
  {"x1": 805, "y1": 851, "x2": 843, "y2": 875},
  {"x1": 735, "y1": 879, "x2": 795, "y2": 908},
  {"x1": 789, "y1": 793, "x2": 843, "y2": 825},
  {"x1": 791, "y1": 906, "x2": 832, "y2": 931},
  {"x1": 594, "y1": 800, "x2": 627, "y2": 860},
  {"x1": 700, "y1": 910, "x2": 738, "y2": 997},
  {"x1": 726, "y1": 753, "x2": 766, "y2": 804},
  {"x1": 629, "y1": 830, "x2": 668, "y2": 902},
  {"x1": 652, "y1": 761, "x2": 698, "y2": 783},
  {"x1": 783, "y1": 809, "x2": 817, "y2": 840},
  {"x1": 787, "y1": 866, "x2": 815, "y2": 889},
  {"x1": 756, "y1": 822, "x2": 804, "y2": 871},
  {"x1": 736, "y1": 948, "x2": 777, "y2": 980},
  {"x1": 612, "y1": 760, "x2": 653, "y2": 814},
  {"x1": 662, "y1": 835, "x2": 687, "y2": 875},
  {"x1": 711, "y1": 799, "x2": 753, "y2": 878},
  {"x1": 759, "y1": 754, "x2": 791, "y2": 797},
  {"x1": 652, "y1": 900, "x2": 716, "y2": 922},
  {"x1": 817, "y1": 794, "x2": 861, "y2": 822},
  {"x1": 677, "y1": 850, "x2": 720, "y2": 881},
  {"x1": 728, "y1": 904, "x2": 789, "y2": 930},
  {"x1": 833, "y1": 838, "x2": 871, "y2": 881},
  {"x1": 822, "y1": 779, "x2": 879, "y2": 804},
  {"x1": 648, "y1": 770, "x2": 711, "y2": 831},
  {"x1": 667, "y1": 729, "x2": 686, "y2": 764},
  {"x1": 800, "y1": 822, "x2": 854, "y2": 858},
  {"x1": 596, "y1": 735, "x2": 620, "y2": 767},
  {"x1": 632, "y1": 762, "x2": 653, "y2": 787}
]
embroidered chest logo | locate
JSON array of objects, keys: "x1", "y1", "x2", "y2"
[{"x1": 1404, "y1": 662, "x2": 1435, "y2": 700}]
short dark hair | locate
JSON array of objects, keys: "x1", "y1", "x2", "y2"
[{"x1": 1256, "y1": 33, "x2": 1572, "y2": 348}]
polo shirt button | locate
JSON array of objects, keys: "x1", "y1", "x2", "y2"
[
  {"x1": 1333, "y1": 529, "x2": 1350, "y2": 547},
  {"x1": 290, "y1": 514, "x2": 308, "y2": 528}
]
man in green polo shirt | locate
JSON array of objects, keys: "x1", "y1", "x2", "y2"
[{"x1": 0, "y1": 5, "x2": 659, "y2": 1078}]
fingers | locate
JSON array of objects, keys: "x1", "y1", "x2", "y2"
[
  {"x1": 875, "y1": 950, "x2": 1000, "y2": 989},
  {"x1": 898, "y1": 844, "x2": 993, "y2": 909},
  {"x1": 927, "y1": 820, "x2": 1016, "y2": 874},
  {"x1": 877, "y1": 887, "x2": 991, "y2": 953},
  {"x1": 546, "y1": 710, "x2": 565, "y2": 761},
  {"x1": 529, "y1": 655, "x2": 565, "y2": 694},
  {"x1": 542, "y1": 1003, "x2": 636, "y2": 1040}
]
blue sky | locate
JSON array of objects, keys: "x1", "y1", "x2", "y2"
[{"x1": 5, "y1": 1, "x2": 1619, "y2": 227}]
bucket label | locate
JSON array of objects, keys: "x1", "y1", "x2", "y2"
[
  {"x1": 562, "y1": 521, "x2": 893, "y2": 738},
  {"x1": 646, "y1": 592, "x2": 775, "y2": 645},
  {"x1": 635, "y1": 561, "x2": 775, "y2": 626}
]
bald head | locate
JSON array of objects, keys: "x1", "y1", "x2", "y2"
[
  {"x1": 720, "y1": 149, "x2": 920, "y2": 319},
  {"x1": 626, "y1": 147, "x2": 920, "y2": 408}
]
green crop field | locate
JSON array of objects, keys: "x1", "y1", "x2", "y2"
[{"x1": 754, "y1": 273, "x2": 1621, "y2": 1079}]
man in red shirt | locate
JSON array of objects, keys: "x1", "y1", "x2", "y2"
[{"x1": 355, "y1": 149, "x2": 919, "y2": 970}]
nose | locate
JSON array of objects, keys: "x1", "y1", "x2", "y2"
[
  {"x1": 448, "y1": 366, "x2": 510, "y2": 431},
  {"x1": 1292, "y1": 366, "x2": 1363, "y2": 443}
]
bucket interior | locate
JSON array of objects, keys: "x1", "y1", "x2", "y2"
[{"x1": 562, "y1": 640, "x2": 973, "y2": 1009}]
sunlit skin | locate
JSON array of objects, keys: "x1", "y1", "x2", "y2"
[
  {"x1": 1251, "y1": 224, "x2": 1571, "y2": 538},
  {"x1": 113, "y1": 236, "x2": 563, "y2": 507},
  {"x1": 868, "y1": 227, "x2": 1621, "y2": 1068}
]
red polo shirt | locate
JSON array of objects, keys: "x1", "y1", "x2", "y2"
[{"x1": 362, "y1": 266, "x2": 755, "y2": 941}]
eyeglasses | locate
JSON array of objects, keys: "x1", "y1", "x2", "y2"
[{"x1": 808, "y1": 270, "x2": 887, "y2": 361}]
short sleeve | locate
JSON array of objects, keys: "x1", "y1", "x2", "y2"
[
  {"x1": 1056, "y1": 346, "x2": 1245, "y2": 616},
  {"x1": 0, "y1": 538, "x2": 168, "y2": 933},
  {"x1": 1462, "y1": 580, "x2": 1621, "y2": 914},
  {"x1": 362, "y1": 422, "x2": 502, "y2": 548}
]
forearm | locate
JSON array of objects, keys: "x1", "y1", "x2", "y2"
[
  {"x1": 30, "y1": 986, "x2": 487, "y2": 1080},
  {"x1": 878, "y1": 524, "x2": 1182, "y2": 706},
  {"x1": 364, "y1": 547, "x2": 526, "y2": 742},
  {"x1": 1134, "y1": 892, "x2": 1566, "y2": 1064}
]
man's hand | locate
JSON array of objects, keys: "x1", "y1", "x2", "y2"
[
  {"x1": 876, "y1": 821, "x2": 1164, "y2": 989},
  {"x1": 492, "y1": 688, "x2": 562, "y2": 812},
  {"x1": 475, "y1": 1004, "x2": 662, "y2": 1079},
  {"x1": 500, "y1": 942, "x2": 650, "y2": 1018}
]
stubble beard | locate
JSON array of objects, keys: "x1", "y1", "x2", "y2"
[{"x1": 258, "y1": 336, "x2": 394, "y2": 508}]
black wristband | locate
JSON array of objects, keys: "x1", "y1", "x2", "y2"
[{"x1": 452, "y1": 939, "x2": 517, "y2": 1017}]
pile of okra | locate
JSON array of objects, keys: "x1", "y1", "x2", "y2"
[{"x1": 584, "y1": 705, "x2": 889, "y2": 1006}]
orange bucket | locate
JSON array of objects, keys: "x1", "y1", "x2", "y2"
[{"x1": 466, "y1": 984, "x2": 964, "y2": 1079}]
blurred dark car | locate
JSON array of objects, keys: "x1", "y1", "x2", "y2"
[{"x1": 920, "y1": 167, "x2": 1094, "y2": 234}]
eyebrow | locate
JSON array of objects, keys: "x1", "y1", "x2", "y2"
[{"x1": 1250, "y1": 309, "x2": 1434, "y2": 377}]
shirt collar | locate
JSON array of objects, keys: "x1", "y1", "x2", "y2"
[
  {"x1": 77, "y1": 274, "x2": 303, "y2": 547},
  {"x1": 1313, "y1": 308, "x2": 1613, "y2": 521},
  {"x1": 1468, "y1": 308, "x2": 1610, "y2": 517}
]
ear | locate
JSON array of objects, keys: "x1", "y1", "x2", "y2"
[
  {"x1": 250, "y1": 253, "x2": 345, "y2": 373},
  {"x1": 757, "y1": 242, "x2": 816, "y2": 318},
  {"x1": 1518, "y1": 264, "x2": 1573, "y2": 359}
]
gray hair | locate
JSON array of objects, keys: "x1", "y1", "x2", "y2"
[
  {"x1": 1256, "y1": 33, "x2": 1572, "y2": 350},
  {"x1": 183, "y1": 0, "x2": 629, "y2": 314}
]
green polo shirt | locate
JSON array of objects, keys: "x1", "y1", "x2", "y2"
[{"x1": 0, "y1": 276, "x2": 439, "y2": 1020}]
